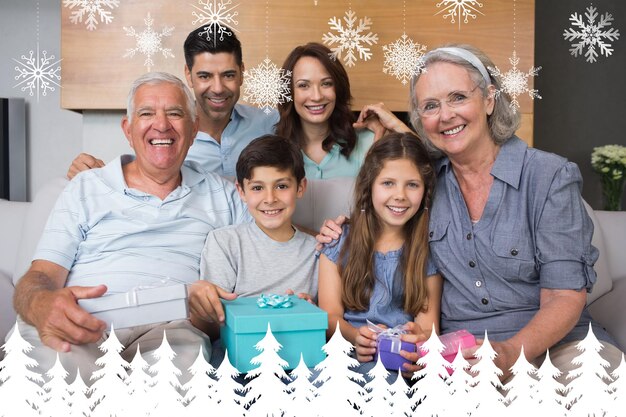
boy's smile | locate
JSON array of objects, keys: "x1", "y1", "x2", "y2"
[{"x1": 237, "y1": 166, "x2": 306, "y2": 242}]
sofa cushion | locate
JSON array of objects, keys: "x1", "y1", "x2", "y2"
[
  {"x1": 13, "y1": 178, "x2": 68, "y2": 284},
  {"x1": 292, "y1": 177, "x2": 355, "y2": 232},
  {"x1": 584, "y1": 201, "x2": 612, "y2": 305},
  {"x1": 594, "y1": 210, "x2": 626, "y2": 282}
]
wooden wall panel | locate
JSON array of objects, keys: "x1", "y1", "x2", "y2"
[{"x1": 62, "y1": 0, "x2": 535, "y2": 143}]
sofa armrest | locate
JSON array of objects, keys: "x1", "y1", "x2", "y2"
[
  {"x1": 588, "y1": 278, "x2": 626, "y2": 352},
  {"x1": 0, "y1": 200, "x2": 29, "y2": 279},
  {"x1": 594, "y1": 210, "x2": 626, "y2": 281}
]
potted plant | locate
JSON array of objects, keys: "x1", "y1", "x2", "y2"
[{"x1": 591, "y1": 145, "x2": 626, "y2": 211}]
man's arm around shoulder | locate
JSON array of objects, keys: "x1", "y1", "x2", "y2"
[{"x1": 13, "y1": 260, "x2": 108, "y2": 352}]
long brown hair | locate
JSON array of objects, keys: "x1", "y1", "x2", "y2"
[
  {"x1": 338, "y1": 132, "x2": 435, "y2": 317},
  {"x1": 275, "y1": 42, "x2": 357, "y2": 157}
]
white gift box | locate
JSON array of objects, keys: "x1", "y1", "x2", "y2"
[{"x1": 78, "y1": 284, "x2": 189, "y2": 329}]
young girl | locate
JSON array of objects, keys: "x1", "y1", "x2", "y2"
[
  {"x1": 276, "y1": 43, "x2": 385, "y2": 180},
  {"x1": 318, "y1": 132, "x2": 442, "y2": 373}
]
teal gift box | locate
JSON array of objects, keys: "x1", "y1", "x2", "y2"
[{"x1": 221, "y1": 297, "x2": 328, "y2": 373}]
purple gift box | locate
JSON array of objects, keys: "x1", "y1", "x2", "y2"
[{"x1": 375, "y1": 335, "x2": 416, "y2": 371}]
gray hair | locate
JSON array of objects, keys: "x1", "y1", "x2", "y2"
[
  {"x1": 408, "y1": 44, "x2": 520, "y2": 156},
  {"x1": 126, "y1": 72, "x2": 197, "y2": 123}
]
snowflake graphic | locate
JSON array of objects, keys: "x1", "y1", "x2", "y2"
[
  {"x1": 243, "y1": 57, "x2": 292, "y2": 115},
  {"x1": 435, "y1": 0, "x2": 485, "y2": 29},
  {"x1": 488, "y1": 51, "x2": 541, "y2": 110},
  {"x1": 13, "y1": 43, "x2": 62, "y2": 102},
  {"x1": 123, "y1": 13, "x2": 175, "y2": 71},
  {"x1": 63, "y1": 0, "x2": 120, "y2": 31},
  {"x1": 382, "y1": 33, "x2": 427, "y2": 85},
  {"x1": 563, "y1": 5, "x2": 620, "y2": 64},
  {"x1": 191, "y1": 0, "x2": 239, "y2": 43},
  {"x1": 322, "y1": 8, "x2": 379, "y2": 68}
]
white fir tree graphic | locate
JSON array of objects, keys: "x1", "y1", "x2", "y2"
[
  {"x1": 387, "y1": 372, "x2": 413, "y2": 417},
  {"x1": 124, "y1": 345, "x2": 153, "y2": 417},
  {"x1": 411, "y1": 328, "x2": 453, "y2": 415},
  {"x1": 212, "y1": 350, "x2": 247, "y2": 416},
  {"x1": 0, "y1": 322, "x2": 45, "y2": 417},
  {"x1": 606, "y1": 354, "x2": 626, "y2": 417},
  {"x1": 363, "y1": 357, "x2": 392, "y2": 416},
  {"x1": 503, "y1": 346, "x2": 539, "y2": 416},
  {"x1": 488, "y1": 51, "x2": 541, "y2": 110},
  {"x1": 89, "y1": 327, "x2": 130, "y2": 417},
  {"x1": 312, "y1": 322, "x2": 367, "y2": 416},
  {"x1": 147, "y1": 331, "x2": 186, "y2": 416},
  {"x1": 469, "y1": 333, "x2": 507, "y2": 414},
  {"x1": 182, "y1": 346, "x2": 218, "y2": 413},
  {"x1": 285, "y1": 355, "x2": 317, "y2": 417},
  {"x1": 243, "y1": 58, "x2": 292, "y2": 115},
  {"x1": 244, "y1": 324, "x2": 292, "y2": 417},
  {"x1": 566, "y1": 324, "x2": 613, "y2": 417},
  {"x1": 322, "y1": 7, "x2": 379, "y2": 67},
  {"x1": 191, "y1": 0, "x2": 239, "y2": 43},
  {"x1": 41, "y1": 354, "x2": 72, "y2": 417},
  {"x1": 563, "y1": 4, "x2": 621, "y2": 64},
  {"x1": 435, "y1": 0, "x2": 485, "y2": 29},
  {"x1": 533, "y1": 350, "x2": 568, "y2": 416},
  {"x1": 446, "y1": 349, "x2": 475, "y2": 416},
  {"x1": 123, "y1": 12, "x2": 175, "y2": 71},
  {"x1": 63, "y1": 0, "x2": 120, "y2": 31},
  {"x1": 67, "y1": 369, "x2": 92, "y2": 417}
]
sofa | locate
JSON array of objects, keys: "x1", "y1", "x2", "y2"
[{"x1": 1, "y1": 177, "x2": 625, "y2": 359}]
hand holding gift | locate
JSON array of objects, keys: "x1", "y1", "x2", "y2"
[{"x1": 188, "y1": 280, "x2": 237, "y2": 325}]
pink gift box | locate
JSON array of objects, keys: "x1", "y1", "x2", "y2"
[{"x1": 416, "y1": 329, "x2": 476, "y2": 362}]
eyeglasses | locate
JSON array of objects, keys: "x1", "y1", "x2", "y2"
[{"x1": 416, "y1": 85, "x2": 481, "y2": 118}]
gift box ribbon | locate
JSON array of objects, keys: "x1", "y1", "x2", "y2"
[
  {"x1": 367, "y1": 320, "x2": 407, "y2": 354},
  {"x1": 256, "y1": 294, "x2": 293, "y2": 309}
]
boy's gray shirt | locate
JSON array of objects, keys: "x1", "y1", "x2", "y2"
[{"x1": 200, "y1": 222, "x2": 318, "y2": 297}]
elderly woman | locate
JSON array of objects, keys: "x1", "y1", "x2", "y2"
[{"x1": 337, "y1": 44, "x2": 623, "y2": 382}]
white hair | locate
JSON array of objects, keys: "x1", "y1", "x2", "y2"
[{"x1": 126, "y1": 72, "x2": 197, "y2": 123}]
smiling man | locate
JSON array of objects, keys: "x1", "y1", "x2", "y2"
[
  {"x1": 181, "y1": 26, "x2": 278, "y2": 177},
  {"x1": 11, "y1": 72, "x2": 251, "y2": 383},
  {"x1": 68, "y1": 26, "x2": 277, "y2": 180}
]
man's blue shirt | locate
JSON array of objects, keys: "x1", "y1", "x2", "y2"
[{"x1": 186, "y1": 104, "x2": 278, "y2": 177}]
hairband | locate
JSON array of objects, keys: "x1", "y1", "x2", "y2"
[{"x1": 432, "y1": 47, "x2": 491, "y2": 85}]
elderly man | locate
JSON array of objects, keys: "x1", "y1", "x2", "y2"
[
  {"x1": 67, "y1": 25, "x2": 277, "y2": 179},
  {"x1": 11, "y1": 72, "x2": 250, "y2": 381}
]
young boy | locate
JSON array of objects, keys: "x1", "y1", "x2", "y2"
[{"x1": 188, "y1": 134, "x2": 318, "y2": 337}]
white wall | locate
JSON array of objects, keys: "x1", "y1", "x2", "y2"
[{"x1": 0, "y1": 0, "x2": 129, "y2": 200}]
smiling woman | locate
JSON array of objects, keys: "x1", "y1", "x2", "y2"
[
  {"x1": 275, "y1": 43, "x2": 382, "y2": 180},
  {"x1": 359, "y1": 44, "x2": 625, "y2": 384}
]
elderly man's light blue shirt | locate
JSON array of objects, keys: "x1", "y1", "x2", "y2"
[
  {"x1": 304, "y1": 129, "x2": 375, "y2": 179},
  {"x1": 186, "y1": 104, "x2": 278, "y2": 177},
  {"x1": 34, "y1": 155, "x2": 252, "y2": 293},
  {"x1": 428, "y1": 136, "x2": 612, "y2": 344}
]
